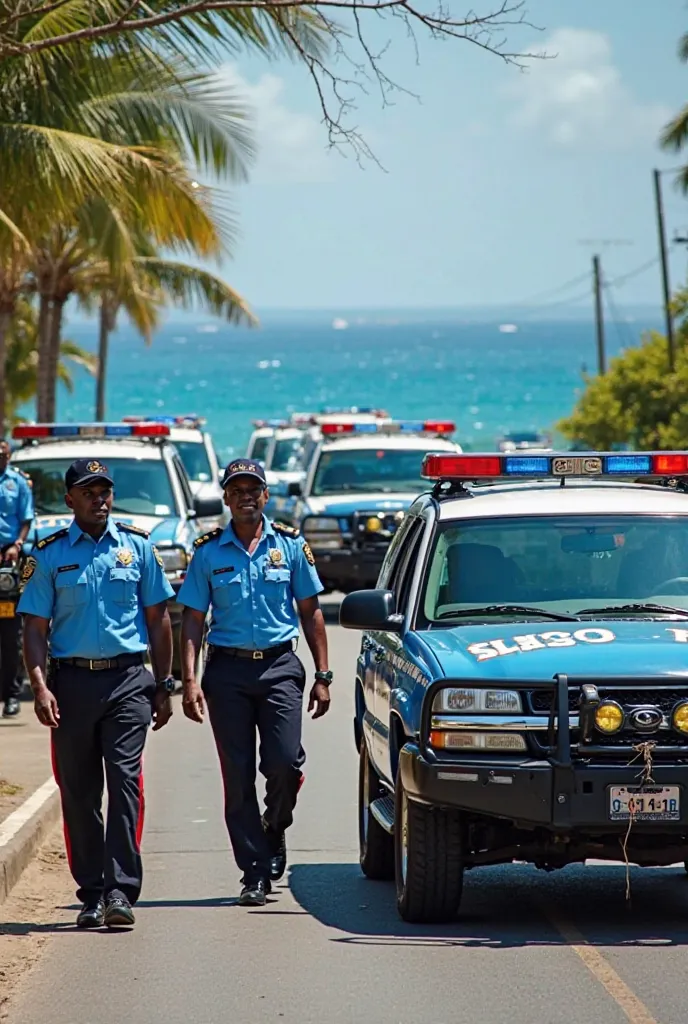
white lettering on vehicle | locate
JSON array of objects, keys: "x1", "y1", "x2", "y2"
[{"x1": 467, "y1": 629, "x2": 616, "y2": 662}]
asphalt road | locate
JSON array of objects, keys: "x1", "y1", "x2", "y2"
[{"x1": 8, "y1": 611, "x2": 688, "y2": 1024}]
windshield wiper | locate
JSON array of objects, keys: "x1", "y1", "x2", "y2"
[
  {"x1": 576, "y1": 602, "x2": 688, "y2": 619},
  {"x1": 435, "y1": 604, "x2": 580, "y2": 622}
]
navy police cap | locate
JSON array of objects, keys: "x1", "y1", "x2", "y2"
[
  {"x1": 221, "y1": 459, "x2": 266, "y2": 488},
  {"x1": 65, "y1": 458, "x2": 114, "y2": 490}
]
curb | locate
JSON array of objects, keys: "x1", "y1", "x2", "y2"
[{"x1": 0, "y1": 782, "x2": 61, "y2": 905}]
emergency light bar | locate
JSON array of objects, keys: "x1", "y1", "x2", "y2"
[
  {"x1": 421, "y1": 451, "x2": 688, "y2": 481},
  {"x1": 122, "y1": 414, "x2": 206, "y2": 428},
  {"x1": 12, "y1": 422, "x2": 170, "y2": 440},
  {"x1": 321, "y1": 420, "x2": 455, "y2": 436},
  {"x1": 252, "y1": 419, "x2": 290, "y2": 429}
]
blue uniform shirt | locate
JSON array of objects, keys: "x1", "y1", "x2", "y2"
[
  {"x1": 178, "y1": 518, "x2": 323, "y2": 650},
  {"x1": 0, "y1": 467, "x2": 33, "y2": 546},
  {"x1": 17, "y1": 518, "x2": 174, "y2": 659}
]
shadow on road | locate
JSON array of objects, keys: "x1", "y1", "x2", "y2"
[{"x1": 288, "y1": 860, "x2": 688, "y2": 948}]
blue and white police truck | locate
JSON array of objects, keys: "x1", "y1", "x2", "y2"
[{"x1": 341, "y1": 450, "x2": 688, "y2": 922}]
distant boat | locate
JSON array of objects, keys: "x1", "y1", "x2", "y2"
[
  {"x1": 332, "y1": 318, "x2": 349, "y2": 330},
  {"x1": 499, "y1": 323, "x2": 518, "y2": 333}
]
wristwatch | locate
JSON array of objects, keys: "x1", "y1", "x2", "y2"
[
  {"x1": 156, "y1": 676, "x2": 176, "y2": 695},
  {"x1": 314, "y1": 670, "x2": 333, "y2": 685}
]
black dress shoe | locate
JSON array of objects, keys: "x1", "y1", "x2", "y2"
[
  {"x1": 2, "y1": 698, "x2": 20, "y2": 718},
  {"x1": 76, "y1": 898, "x2": 105, "y2": 929},
  {"x1": 268, "y1": 832, "x2": 287, "y2": 881},
  {"x1": 239, "y1": 879, "x2": 271, "y2": 907},
  {"x1": 104, "y1": 895, "x2": 135, "y2": 928}
]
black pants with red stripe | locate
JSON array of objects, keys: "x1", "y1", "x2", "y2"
[
  {"x1": 49, "y1": 661, "x2": 154, "y2": 904},
  {"x1": 202, "y1": 650, "x2": 306, "y2": 884}
]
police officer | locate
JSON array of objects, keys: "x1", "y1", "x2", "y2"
[
  {"x1": 18, "y1": 458, "x2": 175, "y2": 930},
  {"x1": 179, "y1": 459, "x2": 331, "y2": 907},
  {"x1": 0, "y1": 438, "x2": 34, "y2": 717}
]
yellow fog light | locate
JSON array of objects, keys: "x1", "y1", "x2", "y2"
[
  {"x1": 366, "y1": 516, "x2": 382, "y2": 532},
  {"x1": 594, "y1": 701, "x2": 624, "y2": 734},
  {"x1": 672, "y1": 702, "x2": 688, "y2": 735}
]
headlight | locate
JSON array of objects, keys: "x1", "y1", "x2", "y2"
[
  {"x1": 157, "y1": 545, "x2": 189, "y2": 574},
  {"x1": 0, "y1": 570, "x2": 16, "y2": 591},
  {"x1": 433, "y1": 688, "x2": 522, "y2": 713},
  {"x1": 594, "y1": 700, "x2": 624, "y2": 734},
  {"x1": 302, "y1": 517, "x2": 343, "y2": 550},
  {"x1": 430, "y1": 730, "x2": 526, "y2": 752},
  {"x1": 672, "y1": 701, "x2": 688, "y2": 735}
]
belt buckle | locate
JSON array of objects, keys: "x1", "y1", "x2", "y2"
[
  {"x1": 252, "y1": 650, "x2": 264, "y2": 660},
  {"x1": 89, "y1": 659, "x2": 109, "y2": 671}
]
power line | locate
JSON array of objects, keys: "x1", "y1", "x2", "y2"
[
  {"x1": 602, "y1": 282, "x2": 634, "y2": 352},
  {"x1": 607, "y1": 256, "x2": 660, "y2": 289},
  {"x1": 509, "y1": 271, "x2": 592, "y2": 307}
]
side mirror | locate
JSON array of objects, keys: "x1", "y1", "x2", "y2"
[
  {"x1": 287, "y1": 481, "x2": 302, "y2": 497},
  {"x1": 339, "y1": 589, "x2": 403, "y2": 632},
  {"x1": 194, "y1": 495, "x2": 224, "y2": 519}
]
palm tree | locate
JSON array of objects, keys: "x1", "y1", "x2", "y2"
[{"x1": 661, "y1": 33, "x2": 688, "y2": 189}]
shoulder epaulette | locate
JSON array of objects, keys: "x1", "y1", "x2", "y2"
[
  {"x1": 14, "y1": 468, "x2": 31, "y2": 481},
  {"x1": 272, "y1": 521, "x2": 300, "y2": 538},
  {"x1": 116, "y1": 522, "x2": 149, "y2": 538},
  {"x1": 36, "y1": 528, "x2": 68, "y2": 550},
  {"x1": 194, "y1": 527, "x2": 222, "y2": 549}
]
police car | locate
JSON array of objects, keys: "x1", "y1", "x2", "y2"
[
  {"x1": 341, "y1": 450, "x2": 688, "y2": 922},
  {"x1": 288, "y1": 420, "x2": 461, "y2": 593},
  {"x1": 12, "y1": 422, "x2": 203, "y2": 676}
]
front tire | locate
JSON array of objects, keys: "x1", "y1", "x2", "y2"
[
  {"x1": 359, "y1": 740, "x2": 394, "y2": 880},
  {"x1": 394, "y1": 771, "x2": 464, "y2": 923}
]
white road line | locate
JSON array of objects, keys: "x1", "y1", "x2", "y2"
[{"x1": 0, "y1": 778, "x2": 58, "y2": 848}]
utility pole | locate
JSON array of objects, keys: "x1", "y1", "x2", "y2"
[
  {"x1": 593, "y1": 254, "x2": 606, "y2": 374},
  {"x1": 653, "y1": 168, "x2": 676, "y2": 371}
]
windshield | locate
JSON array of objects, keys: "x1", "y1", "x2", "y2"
[
  {"x1": 270, "y1": 438, "x2": 304, "y2": 472},
  {"x1": 249, "y1": 435, "x2": 270, "y2": 463},
  {"x1": 19, "y1": 457, "x2": 177, "y2": 517},
  {"x1": 420, "y1": 515, "x2": 688, "y2": 624},
  {"x1": 173, "y1": 440, "x2": 212, "y2": 483},
  {"x1": 312, "y1": 448, "x2": 428, "y2": 496}
]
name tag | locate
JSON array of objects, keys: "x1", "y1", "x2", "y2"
[
  {"x1": 57, "y1": 564, "x2": 80, "y2": 573},
  {"x1": 213, "y1": 566, "x2": 235, "y2": 575}
]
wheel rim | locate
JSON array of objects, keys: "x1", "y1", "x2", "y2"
[
  {"x1": 400, "y1": 789, "x2": 409, "y2": 885},
  {"x1": 361, "y1": 749, "x2": 370, "y2": 845}
]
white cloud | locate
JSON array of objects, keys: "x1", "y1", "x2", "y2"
[
  {"x1": 216, "y1": 65, "x2": 334, "y2": 184},
  {"x1": 505, "y1": 28, "x2": 671, "y2": 149}
]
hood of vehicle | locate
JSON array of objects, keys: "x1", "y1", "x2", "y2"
[
  {"x1": 304, "y1": 493, "x2": 417, "y2": 517},
  {"x1": 26, "y1": 513, "x2": 187, "y2": 552},
  {"x1": 419, "y1": 619, "x2": 688, "y2": 680}
]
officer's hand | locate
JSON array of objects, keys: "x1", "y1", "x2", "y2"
[
  {"x1": 33, "y1": 685, "x2": 59, "y2": 728},
  {"x1": 152, "y1": 692, "x2": 173, "y2": 732},
  {"x1": 181, "y1": 681, "x2": 205, "y2": 724},
  {"x1": 308, "y1": 681, "x2": 331, "y2": 720},
  {"x1": 3, "y1": 544, "x2": 19, "y2": 565}
]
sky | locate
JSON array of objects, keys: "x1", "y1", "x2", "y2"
[{"x1": 201, "y1": 0, "x2": 688, "y2": 311}]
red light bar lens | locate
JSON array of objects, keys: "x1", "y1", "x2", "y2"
[
  {"x1": 422, "y1": 455, "x2": 502, "y2": 478},
  {"x1": 424, "y1": 420, "x2": 455, "y2": 434},
  {"x1": 653, "y1": 454, "x2": 688, "y2": 475},
  {"x1": 321, "y1": 423, "x2": 355, "y2": 435},
  {"x1": 131, "y1": 423, "x2": 170, "y2": 437},
  {"x1": 12, "y1": 425, "x2": 50, "y2": 438}
]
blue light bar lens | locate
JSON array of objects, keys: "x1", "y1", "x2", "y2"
[
  {"x1": 354, "y1": 423, "x2": 379, "y2": 433},
  {"x1": 399, "y1": 421, "x2": 424, "y2": 433},
  {"x1": 105, "y1": 425, "x2": 132, "y2": 436},
  {"x1": 604, "y1": 455, "x2": 652, "y2": 474},
  {"x1": 504, "y1": 456, "x2": 551, "y2": 475},
  {"x1": 51, "y1": 425, "x2": 80, "y2": 436}
]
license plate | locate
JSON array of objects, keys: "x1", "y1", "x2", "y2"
[
  {"x1": 609, "y1": 785, "x2": 680, "y2": 821},
  {"x1": 0, "y1": 601, "x2": 15, "y2": 618}
]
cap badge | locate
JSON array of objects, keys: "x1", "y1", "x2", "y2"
[
  {"x1": 87, "y1": 461, "x2": 105, "y2": 474},
  {"x1": 116, "y1": 548, "x2": 134, "y2": 566}
]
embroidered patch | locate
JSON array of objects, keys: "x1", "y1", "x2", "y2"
[
  {"x1": 57, "y1": 564, "x2": 79, "y2": 574},
  {"x1": 212, "y1": 566, "x2": 235, "y2": 575},
  {"x1": 302, "y1": 542, "x2": 315, "y2": 566},
  {"x1": 87, "y1": 461, "x2": 106, "y2": 473},
  {"x1": 21, "y1": 557, "x2": 37, "y2": 583},
  {"x1": 152, "y1": 545, "x2": 164, "y2": 568},
  {"x1": 116, "y1": 548, "x2": 134, "y2": 566},
  {"x1": 269, "y1": 548, "x2": 283, "y2": 566}
]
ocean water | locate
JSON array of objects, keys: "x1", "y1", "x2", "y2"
[{"x1": 41, "y1": 312, "x2": 663, "y2": 460}]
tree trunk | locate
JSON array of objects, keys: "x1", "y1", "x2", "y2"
[
  {"x1": 0, "y1": 310, "x2": 11, "y2": 434},
  {"x1": 36, "y1": 294, "x2": 53, "y2": 422},
  {"x1": 45, "y1": 296, "x2": 65, "y2": 422},
  {"x1": 96, "y1": 297, "x2": 114, "y2": 421}
]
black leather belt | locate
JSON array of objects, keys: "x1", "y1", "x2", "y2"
[
  {"x1": 209, "y1": 641, "x2": 294, "y2": 661},
  {"x1": 56, "y1": 652, "x2": 145, "y2": 671}
]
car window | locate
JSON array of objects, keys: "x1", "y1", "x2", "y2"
[
  {"x1": 311, "y1": 448, "x2": 428, "y2": 496},
  {"x1": 170, "y1": 453, "x2": 194, "y2": 512},
  {"x1": 419, "y1": 514, "x2": 688, "y2": 623},
  {"x1": 378, "y1": 513, "x2": 416, "y2": 590},
  {"x1": 271, "y1": 438, "x2": 304, "y2": 472},
  {"x1": 173, "y1": 440, "x2": 212, "y2": 482},
  {"x1": 249, "y1": 435, "x2": 270, "y2": 462},
  {"x1": 395, "y1": 519, "x2": 425, "y2": 615},
  {"x1": 19, "y1": 456, "x2": 175, "y2": 517}
]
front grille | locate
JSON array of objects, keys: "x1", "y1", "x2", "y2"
[
  {"x1": 529, "y1": 687, "x2": 688, "y2": 715},
  {"x1": 352, "y1": 510, "x2": 404, "y2": 547}
]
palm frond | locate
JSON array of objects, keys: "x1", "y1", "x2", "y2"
[{"x1": 134, "y1": 256, "x2": 256, "y2": 326}]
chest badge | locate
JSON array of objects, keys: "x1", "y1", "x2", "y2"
[
  {"x1": 269, "y1": 548, "x2": 283, "y2": 566},
  {"x1": 116, "y1": 548, "x2": 134, "y2": 566}
]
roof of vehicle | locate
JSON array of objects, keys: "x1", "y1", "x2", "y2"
[
  {"x1": 272, "y1": 427, "x2": 305, "y2": 441},
  {"x1": 321, "y1": 435, "x2": 461, "y2": 453},
  {"x1": 13, "y1": 439, "x2": 165, "y2": 462},
  {"x1": 167, "y1": 426, "x2": 204, "y2": 443},
  {"x1": 435, "y1": 480, "x2": 688, "y2": 521}
]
